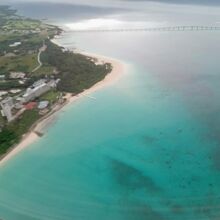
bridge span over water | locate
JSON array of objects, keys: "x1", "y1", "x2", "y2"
[{"x1": 71, "y1": 26, "x2": 220, "y2": 33}]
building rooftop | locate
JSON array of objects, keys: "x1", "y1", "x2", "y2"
[
  {"x1": 24, "y1": 102, "x2": 37, "y2": 110},
  {"x1": 0, "y1": 91, "x2": 8, "y2": 96},
  {"x1": 10, "y1": 72, "x2": 26, "y2": 79},
  {"x1": 9, "y1": 42, "x2": 21, "y2": 47},
  {"x1": 38, "y1": 101, "x2": 49, "y2": 109},
  {"x1": 32, "y1": 79, "x2": 47, "y2": 88},
  {"x1": 1, "y1": 97, "x2": 13, "y2": 105}
]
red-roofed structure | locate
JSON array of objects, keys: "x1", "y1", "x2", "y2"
[{"x1": 24, "y1": 102, "x2": 37, "y2": 110}]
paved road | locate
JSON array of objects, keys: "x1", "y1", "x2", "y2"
[{"x1": 32, "y1": 42, "x2": 47, "y2": 73}]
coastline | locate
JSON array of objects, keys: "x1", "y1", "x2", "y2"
[{"x1": 0, "y1": 47, "x2": 125, "y2": 166}]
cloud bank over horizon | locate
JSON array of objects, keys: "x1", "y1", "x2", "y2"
[
  {"x1": 2, "y1": 0, "x2": 220, "y2": 27},
  {"x1": 123, "y1": 0, "x2": 220, "y2": 5},
  {"x1": 2, "y1": 0, "x2": 220, "y2": 7}
]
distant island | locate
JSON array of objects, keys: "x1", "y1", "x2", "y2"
[{"x1": 0, "y1": 6, "x2": 112, "y2": 159}]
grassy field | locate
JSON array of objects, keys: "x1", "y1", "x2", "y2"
[
  {"x1": 0, "y1": 33, "x2": 23, "y2": 42},
  {"x1": 0, "y1": 53, "x2": 38, "y2": 73},
  {"x1": 4, "y1": 19, "x2": 42, "y2": 31},
  {"x1": 39, "y1": 90, "x2": 61, "y2": 104},
  {"x1": 33, "y1": 65, "x2": 55, "y2": 76}
]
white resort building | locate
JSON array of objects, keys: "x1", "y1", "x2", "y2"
[{"x1": 22, "y1": 79, "x2": 58, "y2": 103}]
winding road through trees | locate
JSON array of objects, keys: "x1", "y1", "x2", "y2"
[{"x1": 32, "y1": 41, "x2": 47, "y2": 73}]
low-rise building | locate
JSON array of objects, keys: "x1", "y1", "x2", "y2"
[
  {"x1": 32, "y1": 79, "x2": 47, "y2": 88},
  {"x1": 19, "y1": 80, "x2": 25, "y2": 85},
  {"x1": 10, "y1": 72, "x2": 26, "y2": 79},
  {"x1": 0, "y1": 75, "x2": 5, "y2": 80},
  {"x1": 14, "y1": 102, "x2": 23, "y2": 110},
  {"x1": 38, "y1": 101, "x2": 49, "y2": 109},
  {"x1": 9, "y1": 42, "x2": 21, "y2": 47},
  {"x1": 10, "y1": 89, "x2": 21, "y2": 94},
  {"x1": 0, "y1": 91, "x2": 8, "y2": 97},
  {"x1": 0, "y1": 97, "x2": 14, "y2": 122}
]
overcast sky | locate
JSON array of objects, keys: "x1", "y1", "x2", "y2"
[
  {"x1": 3, "y1": 0, "x2": 220, "y2": 6},
  {"x1": 2, "y1": 0, "x2": 220, "y2": 26}
]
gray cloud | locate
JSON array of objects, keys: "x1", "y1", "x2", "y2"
[
  {"x1": 3, "y1": 1, "x2": 129, "y2": 21},
  {"x1": 123, "y1": 0, "x2": 220, "y2": 6}
]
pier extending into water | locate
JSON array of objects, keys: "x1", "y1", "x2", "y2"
[{"x1": 71, "y1": 26, "x2": 220, "y2": 33}]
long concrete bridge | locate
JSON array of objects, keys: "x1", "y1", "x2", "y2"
[{"x1": 71, "y1": 26, "x2": 220, "y2": 33}]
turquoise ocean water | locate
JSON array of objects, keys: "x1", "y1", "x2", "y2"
[{"x1": 1, "y1": 3, "x2": 220, "y2": 219}]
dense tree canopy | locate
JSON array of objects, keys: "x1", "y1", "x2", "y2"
[{"x1": 42, "y1": 40, "x2": 112, "y2": 93}]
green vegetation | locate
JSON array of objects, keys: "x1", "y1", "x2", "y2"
[
  {"x1": 42, "y1": 40, "x2": 112, "y2": 93},
  {"x1": 33, "y1": 64, "x2": 55, "y2": 76},
  {"x1": 5, "y1": 19, "x2": 41, "y2": 30},
  {"x1": 0, "y1": 54, "x2": 38, "y2": 74},
  {"x1": 8, "y1": 109, "x2": 40, "y2": 136},
  {"x1": 0, "y1": 114, "x2": 6, "y2": 126},
  {"x1": 0, "y1": 80, "x2": 25, "y2": 90},
  {"x1": 0, "y1": 129, "x2": 18, "y2": 155},
  {"x1": 0, "y1": 110, "x2": 40, "y2": 155},
  {"x1": 39, "y1": 90, "x2": 61, "y2": 104}
]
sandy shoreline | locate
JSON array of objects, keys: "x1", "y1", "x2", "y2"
[{"x1": 0, "y1": 48, "x2": 125, "y2": 166}]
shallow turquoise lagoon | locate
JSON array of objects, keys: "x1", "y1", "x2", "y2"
[{"x1": 1, "y1": 30, "x2": 220, "y2": 220}]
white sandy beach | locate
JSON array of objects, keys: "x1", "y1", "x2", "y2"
[{"x1": 0, "y1": 49, "x2": 125, "y2": 166}]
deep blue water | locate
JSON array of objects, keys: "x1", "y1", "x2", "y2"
[{"x1": 1, "y1": 2, "x2": 220, "y2": 220}]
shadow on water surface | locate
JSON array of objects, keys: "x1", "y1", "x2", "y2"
[
  {"x1": 120, "y1": 202, "x2": 167, "y2": 220},
  {"x1": 110, "y1": 158, "x2": 161, "y2": 193},
  {"x1": 108, "y1": 158, "x2": 167, "y2": 219}
]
